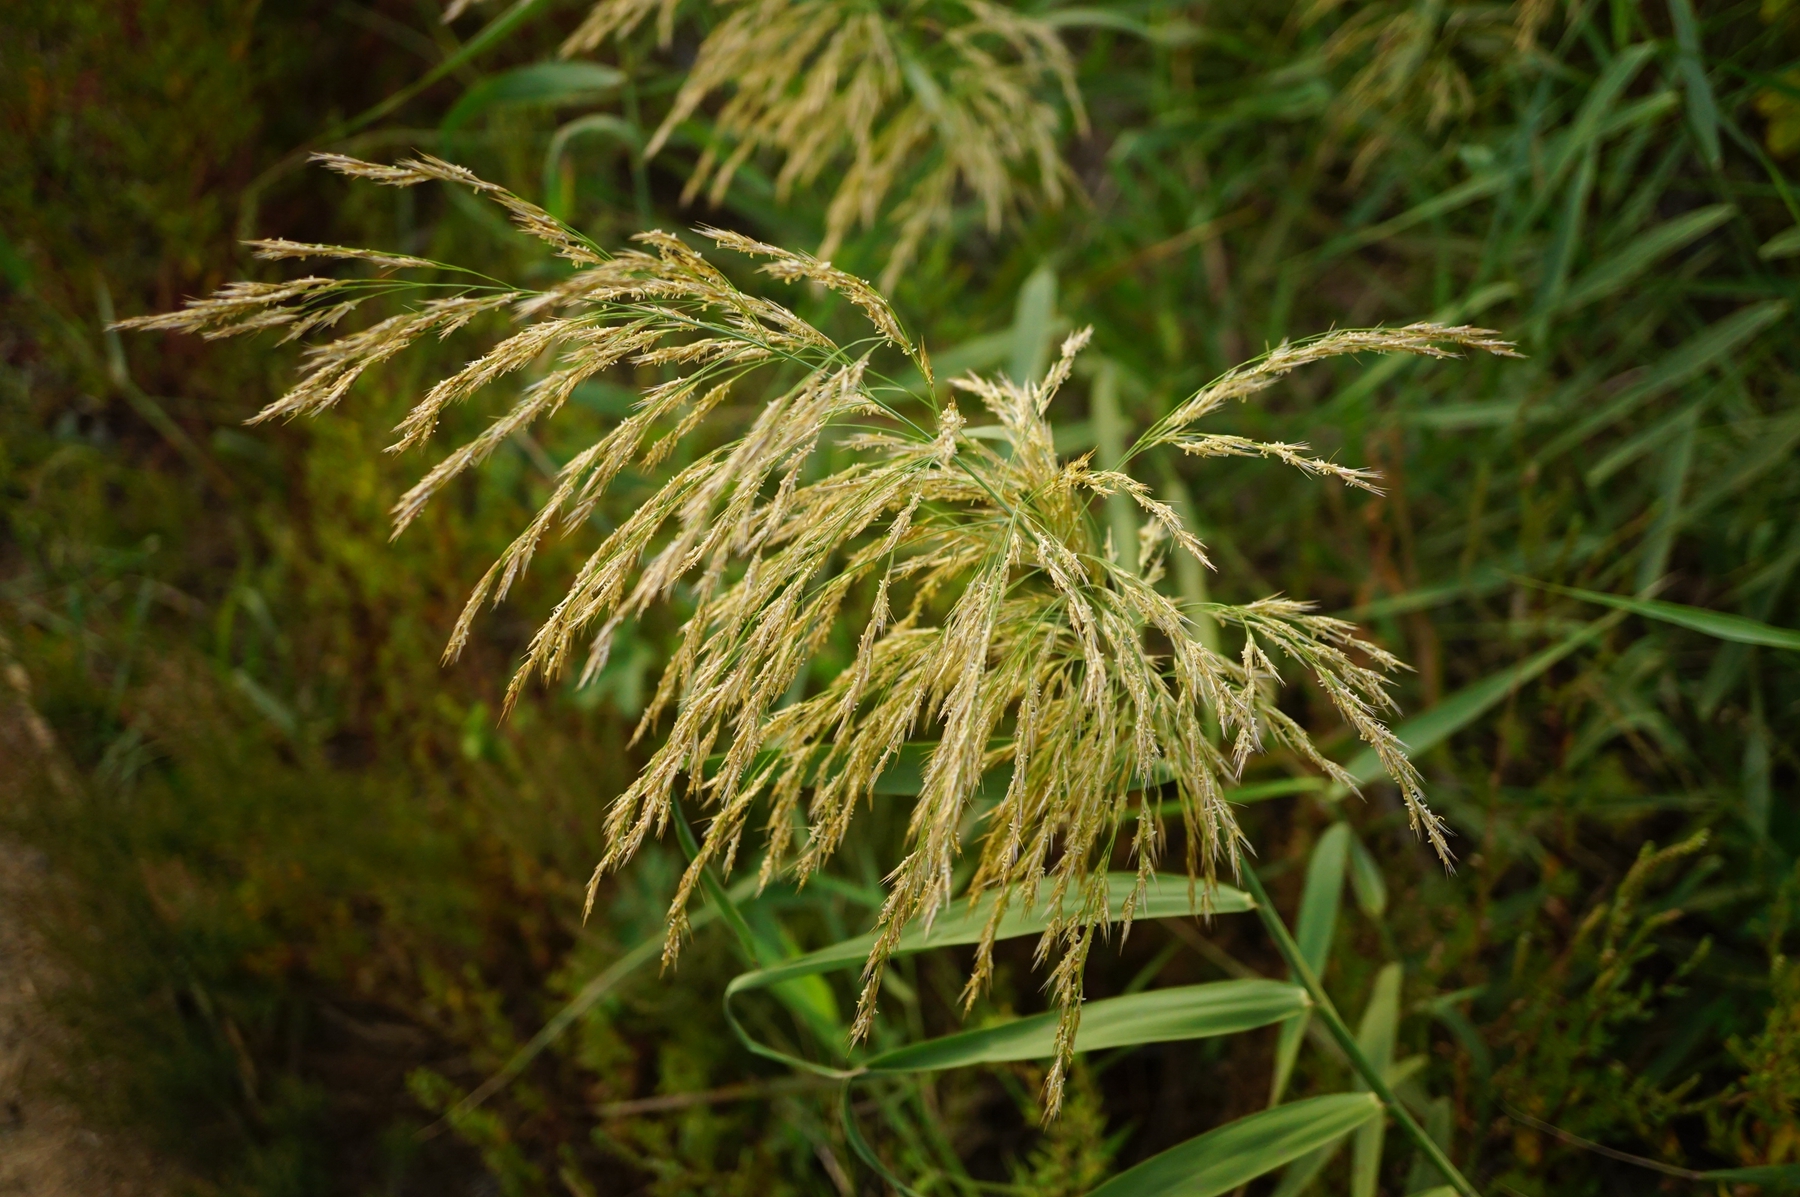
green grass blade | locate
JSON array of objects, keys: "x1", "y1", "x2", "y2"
[
  {"x1": 1528, "y1": 582, "x2": 1800, "y2": 650},
  {"x1": 1338, "y1": 618, "x2": 1616, "y2": 789},
  {"x1": 1011, "y1": 264, "x2": 1058, "y2": 383},
  {"x1": 1634, "y1": 404, "x2": 1698, "y2": 593},
  {"x1": 1315, "y1": 176, "x2": 1509, "y2": 263},
  {"x1": 1542, "y1": 42, "x2": 1657, "y2": 190},
  {"x1": 1666, "y1": 0, "x2": 1723, "y2": 167},
  {"x1": 1701, "y1": 1165, "x2": 1800, "y2": 1185},
  {"x1": 1351, "y1": 964, "x2": 1403, "y2": 1197},
  {"x1": 731, "y1": 873, "x2": 1252, "y2": 995},
  {"x1": 442, "y1": 62, "x2": 625, "y2": 140},
  {"x1": 1347, "y1": 832, "x2": 1387, "y2": 919},
  {"x1": 1086, "y1": 1094, "x2": 1382, "y2": 1197},
  {"x1": 1295, "y1": 827, "x2": 1350, "y2": 981},
  {"x1": 340, "y1": 0, "x2": 556, "y2": 136},
  {"x1": 1759, "y1": 224, "x2": 1800, "y2": 260},
  {"x1": 544, "y1": 113, "x2": 641, "y2": 208},
  {"x1": 1271, "y1": 824, "x2": 1349, "y2": 1103},
  {"x1": 1537, "y1": 300, "x2": 1788, "y2": 462},
  {"x1": 1556, "y1": 203, "x2": 1734, "y2": 312},
  {"x1": 862, "y1": 979, "x2": 1307, "y2": 1072}
]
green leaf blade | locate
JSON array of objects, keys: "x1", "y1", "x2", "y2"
[
  {"x1": 864, "y1": 980, "x2": 1308, "y2": 1073},
  {"x1": 1087, "y1": 1093, "x2": 1382, "y2": 1197}
]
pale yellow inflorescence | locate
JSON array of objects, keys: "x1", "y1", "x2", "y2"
[
  {"x1": 118, "y1": 157, "x2": 1516, "y2": 1115},
  {"x1": 560, "y1": 0, "x2": 1083, "y2": 290}
]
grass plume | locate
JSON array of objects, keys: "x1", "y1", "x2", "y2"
[
  {"x1": 561, "y1": 0, "x2": 1083, "y2": 290},
  {"x1": 118, "y1": 157, "x2": 1514, "y2": 1112}
]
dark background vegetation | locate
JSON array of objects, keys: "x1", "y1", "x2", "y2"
[{"x1": 3, "y1": 1, "x2": 1799, "y2": 1194}]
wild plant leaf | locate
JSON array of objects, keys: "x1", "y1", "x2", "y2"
[
  {"x1": 442, "y1": 62, "x2": 624, "y2": 139},
  {"x1": 1585, "y1": 390, "x2": 1711, "y2": 486},
  {"x1": 1351, "y1": 964, "x2": 1403, "y2": 1197},
  {"x1": 1679, "y1": 404, "x2": 1800, "y2": 525},
  {"x1": 545, "y1": 113, "x2": 640, "y2": 166},
  {"x1": 1530, "y1": 582, "x2": 1800, "y2": 651},
  {"x1": 862, "y1": 979, "x2": 1306, "y2": 1072},
  {"x1": 1635, "y1": 405, "x2": 1698, "y2": 593},
  {"x1": 1011, "y1": 264, "x2": 1059, "y2": 383},
  {"x1": 1269, "y1": 1143, "x2": 1339, "y2": 1197},
  {"x1": 1337, "y1": 618, "x2": 1616, "y2": 789},
  {"x1": 1086, "y1": 1093, "x2": 1382, "y2": 1197},
  {"x1": 1319, "y1": 175, "x2": 1508, "y2": 261},
  {"x1": 1700, "y1": 1164, "x2": 1800, "y2": 1185},
  {"x1": 1556, "y1": 203, "x2": 1735, "y2": 312},
  {"x1": 1666, "y1": 0, "x2": 1723, "y2": 167},
  {"x1": 730, "y1": 873, "x2": 1254, "y2": 995},
  {"x1": 1758, "y1": 224, "x2": 1800, "y2": 260},
  {"x1": 1270, "y1": 824, "x2": 1348, "y2": 1103},
  {"x1": 1539, "y1": 43, "x2": 1657, "y2": 194},
  {"x1": 1347, "y1": 831, "x2": 1387, "y2": 918},
  {"x1": 341, "y1": 0, "x2": 557, "y2": 135},
  {"x1": 1538, "y1": 300, "x2": 1788, "y2": 461},
  {"x1": 1405, "y1": 1096, "x2": 1458, "y2": 1193}
]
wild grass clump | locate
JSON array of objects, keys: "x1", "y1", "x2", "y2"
[{"x1": 123, "y1": 153, "x2": 1512, "y2": 1108}]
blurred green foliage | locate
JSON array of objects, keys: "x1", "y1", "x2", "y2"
[{"x1": 5, "y1": 0, "x2": 1800, "y2": 1194}]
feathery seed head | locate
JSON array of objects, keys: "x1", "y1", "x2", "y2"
[{"x1": 120, "y1": 158, "x2": 1513, "y2": 1117}]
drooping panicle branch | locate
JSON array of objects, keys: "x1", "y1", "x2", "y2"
[{"x1": 117, "y1": 157, "x2": 1512, "y2": 1117}]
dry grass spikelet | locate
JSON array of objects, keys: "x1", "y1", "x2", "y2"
[
  {"x1": 117, "y1": 158, "x2": 1515, "y2": 1116},
  {"x1": 562, "y1": 0, "x2": 1084, "y2": 290}
]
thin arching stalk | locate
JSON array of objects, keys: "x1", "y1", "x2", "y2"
[{"x1": 1240, "y1": 867, "x2": 1482, "y2": 1197}]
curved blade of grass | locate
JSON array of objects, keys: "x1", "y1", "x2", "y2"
[
  {"x1": 1270, "y1": 824, "x2": 1348, "y2": 1103},
  {"x1": 1011, "y1": 264, "x2": 1058, "y2": 384},
  {"x1": 442, "y1": 62, "x2": 624, "y2": 140},
  {"x1": 1525, "y1": 581, "x2": 1800, "y2": 650},
  {"x1": 343, "y1": 0, "x2": 556, "y2": 136},
  {"x1": 1334, "y1": 616, "x2": 1620, "y2": 793},
  {"x1": 1086, "y1": 1093, "x2": 1382, "y2": 1197},
  {"x1": 1555, "y1": 203, "x2": 1735, "y2": 312},
  {"x1": 725, "y1": 873, "x2": 1253, "y2": 1075},
  {"x1": 1759, "y1": 225, "x2": 1800, "y2": 260},
  {"x1": 1347, "y1": 831, "x2": 1387, "y2": 919},
  {"x1": 863, "y1": 979, "x2": 1307, "y2": 1073},
  {"x1": 545, "y1": 113, "x2": 640, "y2": 180},
  {"x1": 1536, "y1": 301, "x2": 1787, "y2": 462},
  {"x1": 734, "y1": 873, "x2": 1253, "y2": 996},
  {"x1": 1666, "y1": 0, "x2": 1722, "y2": 167}
]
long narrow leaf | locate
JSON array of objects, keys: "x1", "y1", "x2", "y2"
[
  {"x1": 1337, "y1": 617, "x2": 1616, "y2": 789},
  {"x1": 1556, "y1": 203, "x2": 1734, "y2": 312},
  {"x1": 1086, "y1": 1094, "x2": 1382, "y2": 1197},
  {"x1": 1667, "y1": 0, "x2": 1723, "y2": 167},
  {"x1": 732, "y1": 873, "x2": 1253, "y2": 995},
  {"x1": 1529, "y1": 582, "x2": 1800, "y2": 650},
  {"x1": 1537, "y1": 301, "x2": 1787, "y2": 462},
  {"x1": 863, "y1": 980, "x2": 1307, "y2": 1072},
  {"x1": 1347, "y1": 831, "x2": 1387, "y2": 918},
  {"x1": 1270, "y1": 824, "x2": 1349, "y2": 1103},
  {"x1": 443, "y1": 62, "x2": 624, "y2": 139}
]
